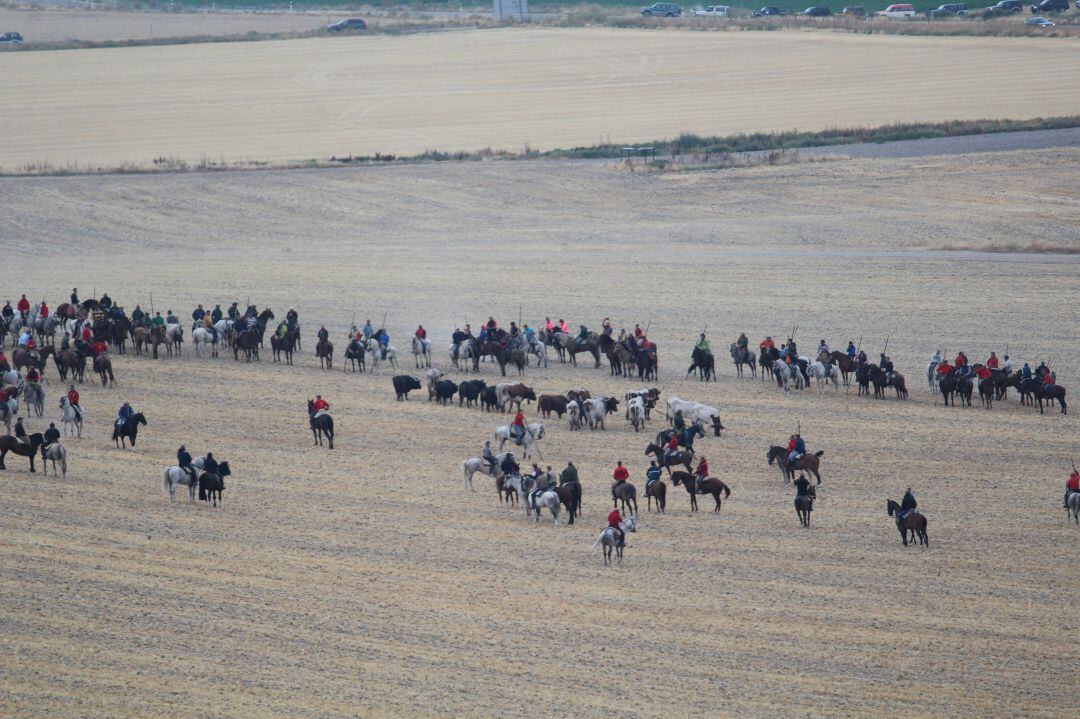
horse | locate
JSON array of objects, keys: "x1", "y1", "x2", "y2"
[
  {"x1": 978, "y1": 377, "x2": 995, "y2": 409},
  {"x1": 644, "y1": 476, "x2": 666, "y2": 513},
  {"x1": 365, "y1": 338, "x2": 398, "y2": 371},
  {"x1": 93, "y1": 355, "x2": 116, "y2": 387},
  {"x1": 112, "y1": 412, "x2": 147, "y2": 449},
  {"x1": 316, "y1": 338, "x2": 334, "y2": 369},
  {"x1": 343, "y1": 341, "x2": 365, "y2": 372},
  {"x1": 270, "y1": 329, "x2": 297, "y2": 364},
  {"x1": 461, "y1": 451, "x2": 514, "y2": 491},
  {"x1": 730, "y1": 343, "x2": 756, "y2": 378},
  {"x1": 526, "y1": 339, "x2": 548, "y2": 368},
  {"x1": 411, "y1": 335, "x2": 432, "y2": 369},
  {"x1": 670, "y1": 471, "x2": 730, "y2": 513},
  {"x1": 926, "y1": 361, "x2": 941, "y2": 393},
  {"x1": 233, "y1": 328, "x2": 259, "y2": 362},
  {"x1": 767, "y1": 446, "x2": 824, "y2": 485},
  {"x1": 554, "y1": 480, "x2": 581, "y2": 524},
  {"x1": 636, "y1": 347, "x2": 658, "y2": 381},
  {"x1": 164, "y1": 323, "x2": 184, "y2": 356},
  {"x1": 110, "y1": 315, "x2": 131, "y2": 354},
  {"x1": 0, "y1": 394, "x2": 17, "y2": 434},
  {"x1": 163, "y1": 464, "x2": 200, "y2": 503},
  {"x1": 687, "y1": 346, "x2": 715, "y2": 382},
  {"x1": 808, "y1": 361, "x2": 839, "y2": 394},
  {"x1": 40, "y1": 440, "x2": 67, "y2": 477},
  {"x1": 495, "y1": 345, "x2": 527, "y2": 377},
  {"x1": 886, "y1": 499, "x2": 929, "y2": 546},
  {"x1": 1068, "y1": 491, "x2": 1080, "y2": 525},
  {"x1": 0, "y1": 369, "x2": 19, "y2": 388},
  {"x1": 556, "y1": 332, "x2": 601, "y2": 368},
  {"x1": 759, "y1": 346, "x2": 777, "y2": 381},
  {"x1": 795, "y1": 488, "x2": 816, "y2": 528},
  {"x1": 773, "y1": 361, "x2": 802, "y2": 393},
  {"x1": 599, "y1": 335, "x2": 634, "y2": 377},
  {"x1": 308, "y1": 400, "x2": 334, "y2": 449},
  {"x1": 149, "y1": 325, "x2": 168, "y2": 359},
  {"x1": 938, "y1": 372, "x2": 957, "y2": 406},
  {"x1": 197, "y1": 462, "x2": 230, "y2": 508},
  {"x1": 0, "y1": 432, "x2": 43, "y2": 472},
  {"x1": 591, "y1": 516, "x2": 637, "y2": 566},
  {"x1": 1038, "y1": 384, "x2": 1067, "y2": 415},
  {"x1": 495, "y1": 422, "x2": 544, "y2": 458},
  {"x1": 645, "y1": 442, "x2": 694, "y2": 475},
  {"x1": 22, "y1": 381, "x2": 44, "y2": 417},
  {"x1": 612, "y1": 481, "x2": 638, "y2": 516},
  {"x1": 829, "y1": 351, "x2": 855, "y2": 386},
  {"x1": 503, "y1": 473, "x2": 561, "y2": 526},
  {"x1": 193, "y1": 326, "x2": 220, "y2": 358},
  {"x1": 59, "y1": 397, "x2": 83, "y2": 437}
]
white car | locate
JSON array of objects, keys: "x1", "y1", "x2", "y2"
[
  {"x1": 694, "y1": 5, "x2": 731, "y2": 15},
  {"x1": 878, "y1": 3, "x2": 917, "y2": 15}
]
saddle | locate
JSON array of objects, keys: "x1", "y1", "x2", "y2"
[{"x1": 645, "y1": 477, "x2": 658, "y2": 493}]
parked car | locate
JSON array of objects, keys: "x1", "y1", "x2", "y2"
[
  {"x1": 1024, "y1": 14, "x2": 1056, "y2": 21},
  {"x1": 841, "y1": 6, "x2": 866, "y2": 14},
  {"x1": 985, "y1": 0, "x2": 1024, "y2": 12},
  {"x1": 1030, "y1": 0, "x2": 1069, "y2": 12},
  {"x1": 326, "y1": 18, "x2": 368, "y2": 31},
  {"x1": 927, "y1": 3, "x2": 968, "y2": 15},
  {"x1": 802, "y1": 5, "x2": 834, "y2": 15},
  {"x1": 694, "y1": 5, "x2": 731, "y2": 15},
  {"x1": 752, "y1": 6, "x2": 788, "y2": 15},
  {"x1": 0, "y1": 31, "x2": 23, "y2": 44},
  {"x1": 642, "y1": 3, "x2": 684, "y2": 15},
  {"x1": 878, "y1": 3, "x2": 917, "y2": 16}
]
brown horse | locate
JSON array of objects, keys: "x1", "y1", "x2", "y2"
[
  {"x1": 94, "y1": 354, "x2": 116, "y2": 387},
  {"x1": 670, "y1": 471, "x2": 730, "y2": 512},
  {"x1": 887, "y1": 499, "x2": 929, "y2": 547},
  {"x1": 14, "y1": 347, "x2": 54, "y2": 373},
  {"x1": 613, "y1": 482, "x2": 638, "y2": 516},
  {"x1": 767, "y1": 446, "x2": 824, "y2": 485},
  {"x1": 317, "y1": 338, "x2": 334, "y2": 369},
  {"x1": 148, "y1": 326, "x2": 167, "y2": 359},
  {"x1": 271, "y1": 329, "x2": 297, "y2": 364},
  {"x1": 645, "y1": 442, "x2": 694, "y2": 475},
  {"x1": 0, "y1": 432, "x2": 43, "y2": 472},
  {"x1": 796, "y1": 487, "x2": 816, "y2": 527},
  {"x1": 132, "y1": 326, "x2": 150, "y2": 356},
  {"x1": 829, "y1": 351, "x2": 855, "y2": 386},
  {"x1": 554, "y1": 481, "x2": 581, "y2": 524},
  {"x1": 54, "y1": 350, "x2": 86, "y2": 383},
  {"x1": 495, "y1": 475, "x2": 518, "y2": 506},
  {"x1": 233, "y1": 329, "x2": 259, "y2": 362},
  {"x1": 645, "y1": 477, "x2": 666, "y2": 513}
]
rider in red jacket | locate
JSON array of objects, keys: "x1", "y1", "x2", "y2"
[
  {"x1": 415, "y1": 325, "x2": 426, "y2": 340},
  {"x1": 607, "y1": 508, "x2": 625, "y2": 546},
  {"x1": 986, "y1": 353, "x2": 999, "y2": 369},
  {"x1": 1065, "y1": 470, "x2": 1080, "y2": 508},
  {"x1": 975, "y1": 365, "x2": 991, "y2": 380},
  {"x1": 313, "y1": 395, "x2": 330, "y2": 413},
  {"x1": 695, "y1": 456, "x2": 709, "y2": 482},
  {"x1": 611, "y1": 461, "x2": 629, "y2": 499},
  {"x1": 936, "y1": 361, "x2": 953, "y2": 376}
]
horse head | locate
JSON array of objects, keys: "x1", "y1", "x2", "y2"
[{"x1": 886, "y1": 499, "x2": 900, "y2": 517}]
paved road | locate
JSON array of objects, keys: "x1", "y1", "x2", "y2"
[{"x1": 796, "y1": 126, "x2": 1080, "y2": 160}]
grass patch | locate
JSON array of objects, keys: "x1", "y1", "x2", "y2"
[{"x1": 937, "y1": 240, "x2": 1080, "y2": 255}]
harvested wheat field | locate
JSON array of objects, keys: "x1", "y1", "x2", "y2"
[
  {"x1": 3, "y1": 27, "x2": 1080, "y2": 169},
  {"x1": 1, "y1": 149, "x2": 1078, "y2": 717}
]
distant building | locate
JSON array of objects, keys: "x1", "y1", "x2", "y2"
[{"x1": 494, "y1": 0, "x2": 528, "y2": 20}]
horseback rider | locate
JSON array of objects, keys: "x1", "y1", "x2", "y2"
[
  {"x1": 17, "y1": 295, "x2": 30, "y2": 323},
  {"x1": 634, "y1": 323, "x2": 644, "y2": 339},
  {"x1": 737, "y1": 332, "x2": 748, "y2": 350},
  {"x1": 900, "y1": 487, "x2": 917, "y2": 520},
  {"x1": 312, "y1": 395, "x2": 330, "y2": 417},
  {"x1": 177, "y1": 445, "x2": 195, "y2": 484},
  {"x1": 508, "y1": 322, "x2": 519, "y2": 342},
  {"x1": 557, "y1": 319, "x2": 568, "y2": 334},
  {"x1": 117, "y1": 402, "x2": 134, "y2": 429},
  {"x1": 203, "y1": 313, "x2": 217, "y2": 343},
  {"x1": 645, "y1": 461, "x2": 662, "y2": 494},
  {"x1": 416, "y1": 324, "x2": 427, "y2": 342},
  {"x1": 39, "y1": 301, "x2": 49, "y2": 322},
  {"x1": 1021, "y1": 362, "x2": 1032, "y2": 380},
  {"x1": 794, "y1": 473, "x2": 813, "y2": 507},
  {"x1": 191, "y1": 304, "x2": 205, "y2": 331},
  {"x1": 211, "y1": 304, "x2": 223, "y2": 324},
  {"x1": 856, "y1": 349, "x2": 867, "y2": 367},
  {"x1": 696, "y1": 333, "x2": 710, "y2": 353},
  {"x1": 202, "y1": 452, "x2": 219, "y2": 478},
  {"x1": 664, "y1": 432, "x2": 679, "y2": 466},
  {"x1": 486, "y1": 316, "x2": 497, "y2": 333},
  {"x1": 787, "y1": 337, "x2": 798, "y2": 358},
  {"x1": 482, "y1": 439, "x2": 496, "y2": 472},
  {"x1": 975, "y1": 364, "x2": 991, "y2": 382},
  {"x1": 99, "y1": 293, "x2": 112, "y2": 309},
  {"x1": 511, "y1": 409, "x2": 527, "y2": 445},
  {"x1": 880, "y1": 354, "x2": 895, "y2": 383},
  {"x1": 694, "y1": 456, "x2": 709, "y2": 493},
  {"x1": 131, "y1": 305, "x2": 144, "y2": 327},
  {"x1": 17, "y1": 328, "x2": 31, "y2": 349},
  {"x1": 477, "y1": 325, "x2": 488, "y2": 343},
  {"x1": 1036, "y1": 361, "x2": 1049, "y2": 381},
  {"x1": 66, "y1": 385, "x2": 82, "y2": 422},
  {"x1": 286, "y1": 308, "x2": 299, "y2": 329},
  {"x1": 611, "y1": 460, "x2": 629, "y2": 500},
  {"x1": 500, "y1": 453, "x2": 519, "y2": 478},
  {"x1": 930, "y1": 350, "x2": 942, "y2": 366},
  {"x1": 166, "y1": 309, "x2": 178, "y2": 326},
  {"x1": 276, "y1": 320, "x2": 289, "y2": 338},
  {"x1": 576, "y1": 324, "x2": 590, "y2": 349},
  {"x1": 523, "y1": 324, "x2": 537, "y2": 352},
  {"x1": 317, "y1": 325, "x2": 329, "y2": 351},
  {"x1": 818, "y1": 339, "x2": 830, "y2": 358},
  {"x1": 14, "y1": 417, "x2": 28, "y2": 446},
  {"x1": 846, "y1": 341, "x2": 856, "y2": 361},
  {"x1": 936, "y1": 358, "x2": 953, "y2": 378},
  {"x1": 2, "y1": 301, "x2": 13, "y2": 323},
  {"x1": 601, "y1": 317, "x2": 613, "y2": 337},
  {"x1": 672, "y1": 409, "x2": 686, "y2": 432},
  {"x1": 43, "y1": 422, "x2": 60, "y2": 448},
  {"x1": 607, "y1": 508, "x2": 625, "y2": 547},
  {"x1": 560, "y1": 461, "x2": 578, "y2": 485},
  {"x1": 986, "y1": 352, "x2": 999, "y2": 369},
  {"x1": 789, "y1": 433, "x2": 805, "y2": 465},
  {"x1": 1065, "y1": 469, "x2": 1080, "y2": 509},
  {"x1": 1001, "y1": 355, "x2": 1013, "y2": 374},
  {"x1": 227, "y1": 302, "x2": 239, "y2": 322},
  {"x1": 152, "y1": 312, "x2": 165, "y2": 328},
  {"x1": 25, "y1": 366, "x2": 40, "y2": 385},
  {"x1": 759, "y1": 336, "x2": 775, "y2": 351},
  {"x1": 544, "y1": 317, "x2": 555, "y2": 336},
  {"x1": 362, "y1": 319, "x2": 374, "y2": 340}
]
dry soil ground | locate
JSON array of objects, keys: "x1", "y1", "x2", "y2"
[
  {"x1": 3, "y1": 27, "x2": 1080, "y2": 169},
  {"x1": 1, "y1": 149, "x2": 1078, "y2": 717}
]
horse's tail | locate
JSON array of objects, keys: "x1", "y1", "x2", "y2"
[
  {"x1": 721, "y1": 482, "x2": 731, "y2": 498},
  {"x1": 591, "y1": 531, "x2": 605, "y2": 549},
  {"x1": 163, "y1": 467, "x2": 171, "y2": 489},
  {"x1": 60, "y1": 447, "x2": 67, "y2": 475},
  {"x1": 814, "y1": 450, "x2": 825, "y2": 457}
]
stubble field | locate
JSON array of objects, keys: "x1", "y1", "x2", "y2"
[
  {"x1": 3, "y1": 27, "x2": 1080, "y2": 169},
  {"x1": 1, "y1": 149, "x2": 1078, "y2": 717}
]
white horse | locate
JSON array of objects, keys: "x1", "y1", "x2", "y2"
[
  {"x1": 495, "y1": 422, "x2": 544, "y2": 457},
  {"x1": 0, "y1": 395, "x2": 18, "y2": 433},
  {"x1": 22, "y1": 381, "x2": 45, "y2": 417},
  {"x1": 58, "y1": 396, "x2": 83, "y2": 437},
  {"x1": 1068, "y1": 491, "x2": 1080, "y2": 525},
  {"x1": 1, "y1": 369, "x2": 21, "y2": 387},
  {"x1": 591, "y1": 516, "x2": 637, "y2": 565},
  {"x1": 7, "y1": 315, "x2": 24, "y2": 346},
  {"x1": 365, "y1": 338, "x2": 399, "y2": 371},
  {"x1": 461, "y1": 451, "x2": 515, "y2": 490},
  {"x1": 773, "y1": 361, "x2": 802, "y2": 393},
  {"x1": 502, "y1": 473, "x2": 560, "y2": 525},
  {"x1": 164, "y1": 323, "x2": 184, "y2": 356},
  {"x1": 426, "y1": 368, "x2": 444, "y2": 401},
  {"x1": 192, "y1": 327, "x2": 218, "y2": 357},
  {"x1": 927, "y1": 362, "x2": 941, "y2": 393},
  {"x1": 627, "y1": 396, "x2": 646, "y2": 432},
  {"x1": 808, "y1": 361, "x2": 839, "y2": 394},
  {"x1": 42, "y1": 441, "x2": 67, "y2": 477},
  {"x1": 411, "y1": 335, "x2": 432, "y2": 368},
  {"x1": 163, "y1": 465, "x2": 199, "y2": 502},
  {"x1": 583, "y1": 398, "x2": 608, "y2": 430},
  {"x1": 526, "y1": 340, "x2": 548, "y2": 368}
]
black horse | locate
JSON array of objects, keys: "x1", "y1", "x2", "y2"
[
  {"x1": 343, "y1": 341, "x2": 365, "y2": 372},
  {"x1": 308, "y1": 400, "x2": 334, "y2": 449},
  {"x1": 0, "y1": 432, "x2": 44, "y2": 471},
  {"x1": 686, "y1": 347, "x2": 714, "y2": 382},
  {"x1": 198, "y1": 461, "x2": 230, "y2": 507},
  {"x1": 112, "y1": 412, "x2": 147, "y2": 449}
]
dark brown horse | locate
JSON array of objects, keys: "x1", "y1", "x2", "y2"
[
  {"x1": 233, "y1": 328, "x2": 259, "y2": 362},
  {"x1": 767, "y1": 446, "x2": 824, "y2": 485},
  {"x1": 1038, "y1": 384, "x2": 1067, "y2": 415},
  {"x1": 149, "y1": 325, "x2": 167, "y2": 359},
  {"x1": 554, "y1": 480, "x2": 581, "y2": 524},
  {"x1": 0, "y1": 432, "x2": 43, "y2": 471},
  {"x1": 645, "y1": 442, "x2": 694, "y2": 475},
  {"x1": 271, "y1": 329, "x2": 297, "y2": 364},
  {"x1": 54, "y1": 350, "x2": 86, "y2": 383},
  {"x1": 645, "y1": 477, "x2": 666, "y2": 513},
  {"x1": 317, "y1": 338, "x2": 334, "y2": 369},
  {"x1": 13, "y1": 347, "x2": 53, "y2": 373},
  {"x1": 670, "y1": 471, "x2": 730, "y2": 512},
  {"x1": 795, "y1": 487, "x2": 816, "y2": 527},
  {"x1": 613, "y1": 481, "x2": 638, "y2": 516},
  {"x1": 94, "y1": 355, "x2": 116, "y2": 387},
  {"x1": 496, "y1": 475, "x2": 519, "y2": 506},
  {"x1": 887, "y1": 499, "x2": 929, "y2": 547}
]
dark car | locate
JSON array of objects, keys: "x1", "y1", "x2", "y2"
[
  {"x1": 752, "y1": 5, "x2": 788, "y2": 15},
  {"x1": 802, "y1": 5, "x2": 834, "y2": 14},
  {"x1": 326, "y1": 18, "x2": 368, "y2": 31},
  {"x1": 841, "y1": 6, "x2": 866, "y2": 14},
  {"x1": 986, "y1": 0, "x2": 1023, "y2": 11},
  {"x1": 0, "y1": 31, "x2": 23, "y2": 44},
  {"x1": 1030, "y1": 0, "x2": 1069, "y2": 12},
  {"x1": 642, "y1": 3, "x2": 684, "y2": 15},
  {"x1": 927, "y1": 3, "x2": 968, "y2": 14}
]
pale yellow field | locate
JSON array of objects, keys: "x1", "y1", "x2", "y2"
[
  {"x1": 3, "y1": 27, "x2": 1080, "y2": 169},
  {"x1": 1, "y1": 149, "x2": 1078, "y2": 717}
]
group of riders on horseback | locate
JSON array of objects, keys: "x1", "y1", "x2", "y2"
[{"x1": 448, "y1": 316, "x2": 656, "y2": 363}]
